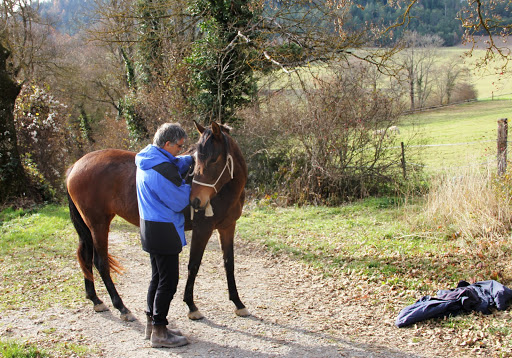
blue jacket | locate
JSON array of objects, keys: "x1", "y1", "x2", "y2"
[{"x1": 135, "y1": 144, "x2": 194, "y2": 254}]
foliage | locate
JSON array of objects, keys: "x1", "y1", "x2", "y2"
[
  {"x1": 117, "y1": 92, "x2": 149, "y2": 144},
  {"x1": 78, "y1": 107, "x2": 95, "y2": 144},
  {"x1": 186, "y1": 0, "x2": 261, "y2": 124},
  {"x1": 111, "y1": 0, "x2": 195, "y2": 144},
  {"x1": 348, "y1": 0, "x2": 465, "y2": 46},
  {"x1": 0, "y1": 42, "x2": 26, "y2": 204},
  {"x1": 135, "y1": 0, "x2": 166, "y2": 85},
  {"x1": 39, "y1": 0, "x2": 96, "y2": 35},
  {"x1": 13, "y1": 83, "x2": 73, "y2": 200}
]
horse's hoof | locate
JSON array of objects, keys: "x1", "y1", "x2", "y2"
[
  {"x1": 187, "y1": 310, "x2": 204, "y2": 320},
  {"x1": 120, "y1": 312, "x2": 136, "y2": 322},
  {"x1": 94, "y1": 303, "x2": 109, "y2": 312},
  {"x1": 235, "y1": 308, "x2": 250, "y2": 317}
]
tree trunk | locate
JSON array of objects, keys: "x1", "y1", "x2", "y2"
[{"x1": 0, "y1": 43, "x2": 31, "y2": 203}]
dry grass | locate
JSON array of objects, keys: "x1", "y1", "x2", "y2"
[{"x1": 423, "y1": 163, "x2": 512, "y2": 240}]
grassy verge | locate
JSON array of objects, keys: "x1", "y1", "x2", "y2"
[
  {"x1": 0, "y1": 205, "x2": 82, "y2": 311},
  {"x1": 239, "y1": 197, "x2": 512, "y2": 293},
  {"x1": 2, "y1": 196, "x2": 512, "y2": 355},
  {"x1": 0, "y1": 205, "x2": 90, "y2": 357}
]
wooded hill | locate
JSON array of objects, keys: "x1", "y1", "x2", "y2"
[{"x1": 39, "y1": 0, "x2": 511, "y2": 46}]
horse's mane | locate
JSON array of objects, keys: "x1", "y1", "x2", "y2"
[{"x1": 196, "y1": 124, "x2": 231, "y2": 161}]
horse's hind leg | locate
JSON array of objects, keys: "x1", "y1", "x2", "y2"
[
  {"x1": 77, "y1": 236, "x2": 106, "y2": 311},
  {"x1": 68, "y1": 194, "x2": 106, "y2": 311},
  {"x1": 184, "y1": 225, "x2": 213, "y2": 320},
  {"x1": 218, "y1": 224, "x2": 249, "y2": 317},
  {"x1": 91, "y1": 221, "x2": 136, "y2": 322}
]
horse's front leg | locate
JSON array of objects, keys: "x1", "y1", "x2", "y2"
[
  {"x1": 184, "y1": 225, "x2": 213, "y2": 320},
  {"x1": 218, "y1": 224, "x2": 250, "y2": 317}
]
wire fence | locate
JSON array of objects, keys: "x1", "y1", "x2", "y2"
[{"x1": 401, "y1": 137, "x2": 506, "y2": 175}]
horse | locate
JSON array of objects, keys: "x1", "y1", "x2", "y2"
[{"x1": 66, "y1": 121, "x2": 249, "y2": 322}]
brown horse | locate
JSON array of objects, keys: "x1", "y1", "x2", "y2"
[{"x1": 66, "y1": 121, "x2": 249, "y2": 321}]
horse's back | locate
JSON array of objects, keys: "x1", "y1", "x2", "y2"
[{"x1": 67, "y1": 149, "x2": 139, "y2": 226}]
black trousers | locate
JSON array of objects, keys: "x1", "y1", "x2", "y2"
[{"x1": 146, "y1": 253, "x2": 179, "y2": 326}]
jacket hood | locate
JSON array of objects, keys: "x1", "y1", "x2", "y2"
[{"x1": 135, "y1": 144, "x2": 177, "y2": 170}]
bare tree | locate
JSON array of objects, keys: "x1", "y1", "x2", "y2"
[
  {"x1": 434, "y1": 60, "x2": 471, "y2": 105},
  {"x1": 395, "y1": 31, "x2": 443, "y2": 111}
]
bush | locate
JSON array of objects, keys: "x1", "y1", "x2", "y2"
[
  {"x1": 452, "y1": 82, "x2": 478, "y2": 103},
  {"x1": 238, "y1": 63, "x2": 413, "y2": 205},
  {"x1": 14, "y1": 83, "x2": 74, "y2": 201}
]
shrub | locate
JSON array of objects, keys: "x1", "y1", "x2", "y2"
[
  {"x1": 14, "y1": 83, "x2": 73, "y2": 201},
  {"x1": 238, "y1": 63, "x2": 413, "y2": 205},
  {"x1": 452, "y1": 82, "x2": 478, "y2": 103}
]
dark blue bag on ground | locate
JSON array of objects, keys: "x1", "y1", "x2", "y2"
[{"x1": 395, "y1": 280, "x2": 512, "y2": 328}]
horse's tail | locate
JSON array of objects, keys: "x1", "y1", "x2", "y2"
[{"x1": 67, "y1": 189, "x2": 95, "y2": 281}]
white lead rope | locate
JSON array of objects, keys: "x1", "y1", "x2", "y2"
[{"x1": 191, "y1": 154, "x2": 234, "y2": 219}]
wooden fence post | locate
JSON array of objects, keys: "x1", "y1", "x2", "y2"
[
  {"x1": 400, "y1": 142, "x2": 407, "y2": 179},
  {"x1": 497, "y1": 118, "x2": 508, "y2": 175}
]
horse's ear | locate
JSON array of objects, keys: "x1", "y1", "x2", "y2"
[
  {"x1": 220, "y1": 124, "x2": 231, "y2": 134},
  {"x1": 211, "y1": 121, "x2": 222, "y2": 139},
  {"x1": 194, "y1": 120, "x2": 205, "y2": 134}
]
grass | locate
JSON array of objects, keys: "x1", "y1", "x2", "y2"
[
  {"x1": 438, "y1": 47, "x2": 512, "y2": 100},
  {"x1": 0, "y1": 205, "x2": 82, "y2": 311},
  {"x1": 0, "y1": 339, "x2": 48, "y2": 358},
  {"x1": 263, "y1": 46, "x2": 512, "y2": 100},
  {"x1": 0, "y1": 205, "x2": 89, "y2": 357},
  {"x1": 1, "y1": 190, "x2": 512, "y2": 355},
  {"x1": 237, "y1": 194, "x2": 512, "y2": 355},
  {"x1": 398, "y1": 99, "x2": 511, "y2": 171},
  {"x1": 238, "y1": 196, "x2": 512, "y2": 293}
]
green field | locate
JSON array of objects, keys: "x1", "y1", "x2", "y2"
[
  {"x1": 399, "y1": 99, "x2": 511, "y2": 171},
  {"x1": 437, "y1": 47, "x2": 512, "y2": 100}
]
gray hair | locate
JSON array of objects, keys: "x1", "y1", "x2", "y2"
[{"x1": 153, "y1": 123, "x2": 187, "y2": 148}]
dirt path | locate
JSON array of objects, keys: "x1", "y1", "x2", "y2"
[{"x1": 1, "y1": 229, "x2": 480, "y2": 357}]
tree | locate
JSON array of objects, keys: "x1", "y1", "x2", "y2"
[
  {"x1": 91, "y1": 0, "x2": 198, "y2": 142},
  {"x1": 185, "y1": 0, "x2": 261, "y2": 124},
  {"x1": 397, "y1": 31, "x2": 443, "y2": 110},
  {"x1": 434, "y1": 60, "x2": 470, "y2": 105},
  {"x1": 0, "y1": 0, "x2": 55, "y2": 203},
  {"x1": 0, "y1": 43, "x2": 26, "y2": 203},
  {"x1": 458, "y1": 0, "x2": 512, "y2": 72}
]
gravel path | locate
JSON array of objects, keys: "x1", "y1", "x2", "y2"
[{"x1": 0, "y1": 229, "x2": 481, "y2": 357}]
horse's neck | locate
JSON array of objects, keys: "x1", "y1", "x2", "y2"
[{"x1": 228, "y1": 139, "x2": 247, "y2": 182}]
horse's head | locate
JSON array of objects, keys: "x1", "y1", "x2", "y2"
[{"x1": 190, "y1": 121, "x2": 233, "y2": 211}]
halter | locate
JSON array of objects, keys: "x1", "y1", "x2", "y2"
[{"x1": 192, "y1": 153, "x2": 234, "y2": 193}]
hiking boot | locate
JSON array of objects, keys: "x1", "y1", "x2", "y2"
[
  {"x1": 145, "y1": 316, "x2": 183, "y2": 340},
  {"x1": 145, "y1": 315, "x2": 152, "y2": 340},
  {"x1": 151, "y1": 325, "x2": 189, "y2": 348}
]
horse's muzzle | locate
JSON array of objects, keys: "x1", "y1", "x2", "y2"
[{"x1": 190, "y1": 197, "x2": 202, "y2": 210}]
